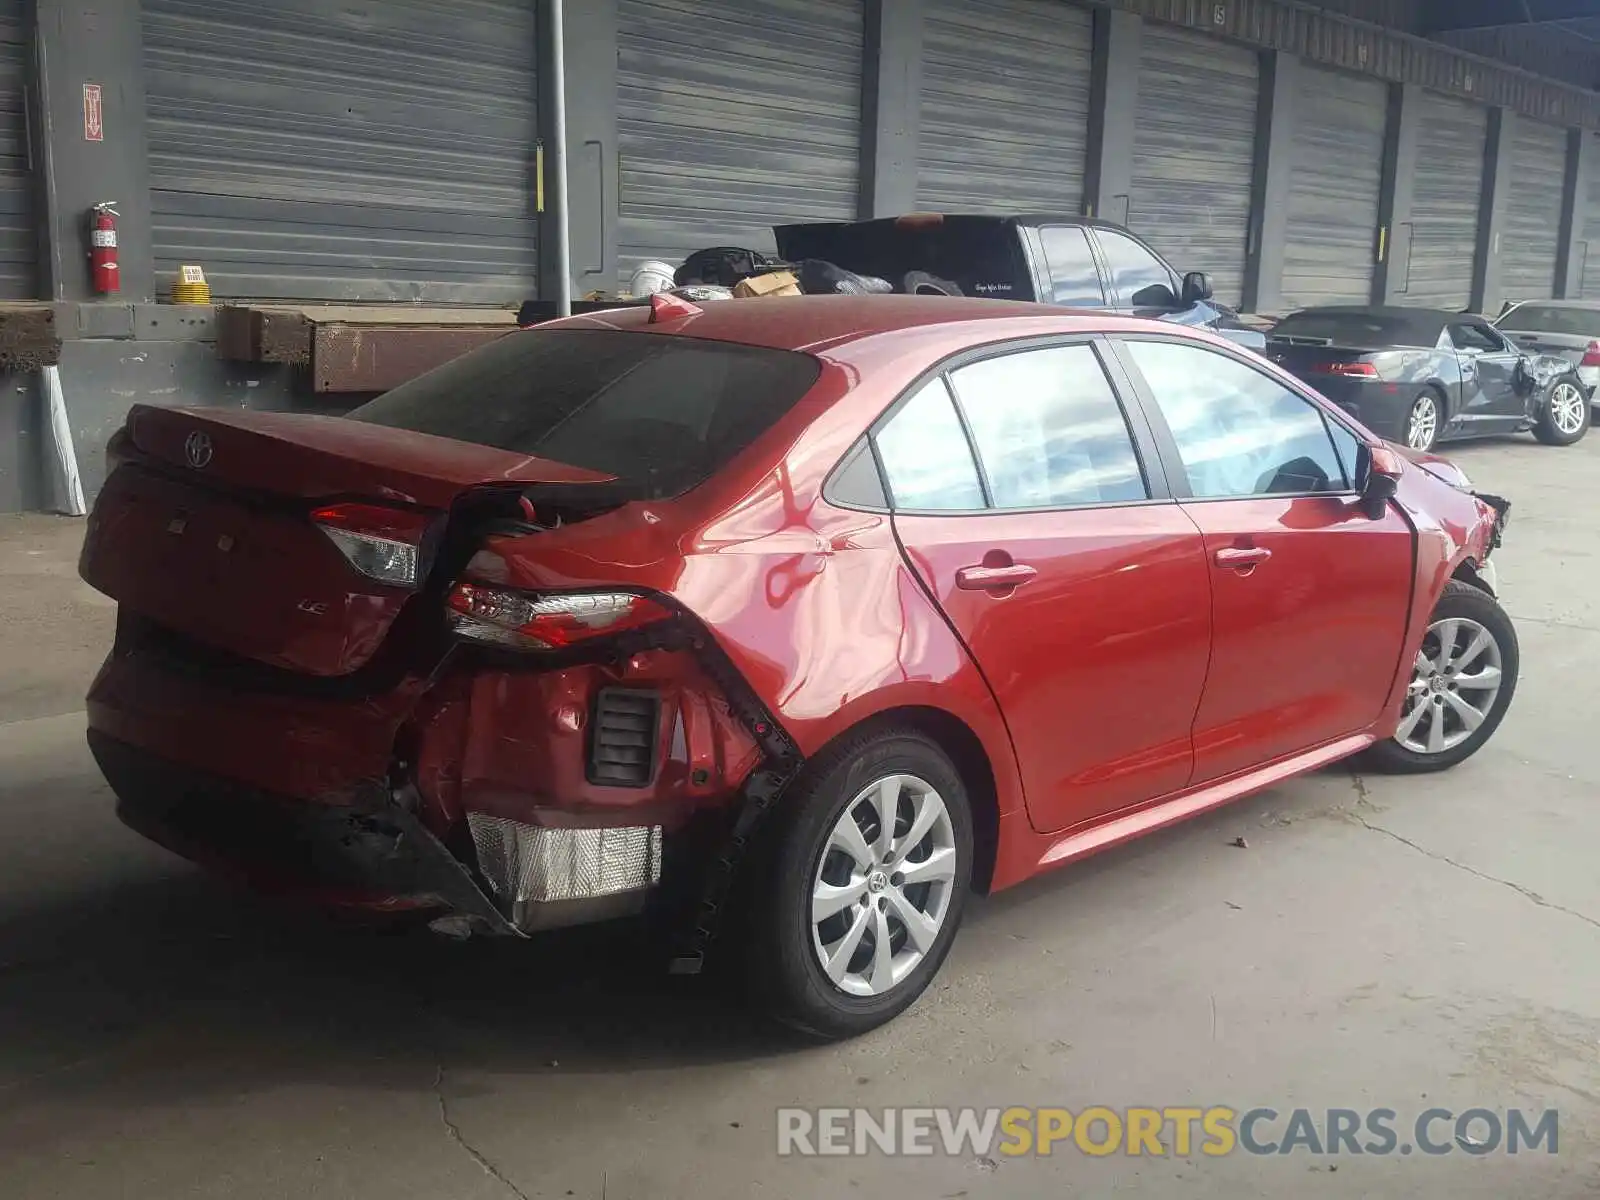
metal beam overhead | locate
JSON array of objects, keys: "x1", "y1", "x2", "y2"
[{"x1": 1423, "y1": 0, "x2": 1600, "y2": 34}]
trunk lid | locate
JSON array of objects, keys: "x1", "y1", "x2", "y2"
[
  {"x1": 81, "y1": 405, "x2": 614, "y2": 678},
  {"x1": 1266, "y1": 339, "x2": 1395, "y2": 379},
  {"x1": 1501, "y1": 330, "x2": 1591, "y2": 368}
]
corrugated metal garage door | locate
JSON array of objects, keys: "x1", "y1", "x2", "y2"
[
  {"x1": 1500, "y1": 117, "x2": 1568, "y2": 303},
  {"x1": 1127, "y1": 24, "x2": 1257, "y2": 306},
  {"x1": 1399, "y1": 90, "x2": 1485, "y2": 310},
  {"x1": 0, "y1": 0, "x2": 33, "y2": 300},
  {"x1": 1582, "y1": 135, "x2": 1600, "y2": 299},
  {"x1": 1281, "y1": 65, "x2": 1388, "y2": 311},
  {"x1": 918, "y1": 0, "x2": 1092, "y2": 214},
  {"x1": 144, "y1": 0, "x2": 538, "y2": 304},
  {"x1": 617, "y1": 0, "x2": 863, "y2": 282}
]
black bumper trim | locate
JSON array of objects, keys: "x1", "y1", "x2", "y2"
[{"x1": 89, "y1": 731, "x2": 521, "y2": 937}]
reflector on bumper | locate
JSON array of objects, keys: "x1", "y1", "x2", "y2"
[{"x1": 467, "y1": 814, "x2": 663, "y2": 929}]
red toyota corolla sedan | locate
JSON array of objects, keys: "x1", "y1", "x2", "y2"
[{"x1": 80, "y1": 295, "x2": 1515, "y2": 1038}]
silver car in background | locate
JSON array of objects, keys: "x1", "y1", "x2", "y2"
[{"x1": 1495, "y1": 300, "x2": 1600, "y2": 402}]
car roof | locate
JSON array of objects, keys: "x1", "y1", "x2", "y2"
[
  {"x1": 1284, "y1": 304, "x2": 1463, "y2": 324},
  {"x1": 1504, "y1": 298, "x2": 1600, "y2": 309},
  {"x1": 550, "y1": 294, "x2": 1210, "y2": 355},
  {"x1": 779, "y1": 212, "x2": 1136, "y2": 235}
]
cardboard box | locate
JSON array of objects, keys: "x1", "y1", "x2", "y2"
[{"x1": 733, "y1": 270, "x2": 801, "y2": 298}]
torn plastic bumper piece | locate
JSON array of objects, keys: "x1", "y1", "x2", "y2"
[
  {"x1": 1475, "y1": 492, "x2": 1511, "y2": 554},
  {"x1": 89, "y1": 729, "x2": 521, "y2": 937}
]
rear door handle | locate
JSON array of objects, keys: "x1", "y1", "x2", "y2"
[
  {"x1": 1214, "y1": 546, "x2": 1272, "y2": 569},
  {"x1": 956, "y1": 563, "x2": 1038, "y2": 590}
]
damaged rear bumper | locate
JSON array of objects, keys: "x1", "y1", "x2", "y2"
[{"x1": 90, "y1": 730, "x2": 675, "y2": 936}]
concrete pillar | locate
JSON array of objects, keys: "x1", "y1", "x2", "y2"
[
  {"x1": 1470, "y1": 108, "x2": 1513, "y2": 315},
  {"x1": 1374, "y1": 84, "x2": 1422, "y2": 304},
  {"x1": 860, "y1": 0, "x2": 922, "y2": 217},
  {"x1": 1083, "y1": 8, "x2": 1140, "y2": 224},
  {"x1": 1555, "y1": 127, "x2": 1589, "y2": 299},
  {"x1": 539, "y1": 0, "x2": 618, "y2": 298},
  {"x1": 32, "y1": 0, "x2": 154, "y2": 303},
  {"x1": 1242, "y1": 51, "x2": 1299, "y2": 315}
]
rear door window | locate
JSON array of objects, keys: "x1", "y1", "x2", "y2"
[
  {"x1": 1038, "y1": 226, "x2": 1106, "y2": 307},
  {"x1": 875, "y1": 379, "x2": 987, "y2": 511},
  {"x1": 348, "y1": 329, "x2": 821, "y2": 499},
  {"x1": 947, "y1": 345, "x2": 1148, "y2": 507}
]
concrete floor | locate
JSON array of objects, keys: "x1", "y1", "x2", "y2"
[{"x1": 2, "y1": 436, "x2": 1599, "y2": 1199}]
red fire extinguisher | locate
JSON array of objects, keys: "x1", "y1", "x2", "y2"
[{"x1": 88, "y1": 202, "x2": 119, "y2": 295}]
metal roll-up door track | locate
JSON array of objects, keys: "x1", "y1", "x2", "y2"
[
  {"x1": 1127, "y1": 23, "x2": 1258, "y2": 307},
  {"x1": 1501, "y1": 117, "x2": 1568, "y2": 303},
  {"x1": 0, "y1": 0, "x2": 34, "y2": 300},
  {"x1": 1582, "y1": 134, "x2": 1600, "y2": 299},
  {"x1": 918, "y1": 0, "x2": 1093, "y2": 216},
  {"x1": 617, "y1": 0, "x2": 865, "y2": 284},
  {"x1": 1399, "y1": 91, "x2": 1486, "y2": 311},
  {"x1": 1281, "y1": 64, "x2": 1388, "y2": 312},
  {"x1": 143, "y1": 0, "x2": 540, "y2": 304}
]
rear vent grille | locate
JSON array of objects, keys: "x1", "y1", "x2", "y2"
[{"x1": 588, "y1": 688, "x2": 661, "y2": 788}]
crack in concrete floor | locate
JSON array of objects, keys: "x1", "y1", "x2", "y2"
[
  {"x1": 433, "y1": 1065, "x2": 533, "y2": 1200},
  {"x1": 1345, "y1": 775, "x2": 1600, "y2": 935}
]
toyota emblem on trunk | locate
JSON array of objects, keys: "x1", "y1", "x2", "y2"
[{"x1": 184, "y1": 431, "x2": 213, "y2": 469}]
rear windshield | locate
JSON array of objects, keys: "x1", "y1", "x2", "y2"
[
  {"x1": 1498, "y1": 305, "x2": 1600, "y2": 335},
  {"x1": 1271, "y1": 310, "x2": 1441, "y2": 348},
  {"x1": 348, "y1": 329, "x2": 821, "y2": 498},
  {"x1": 774, "y1": 218, "x2": 1031, "y2": 299}
]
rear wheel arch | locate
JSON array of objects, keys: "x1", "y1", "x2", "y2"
[{"x1": 792, "y1": 705, "x2": 1002, "y2": 894}]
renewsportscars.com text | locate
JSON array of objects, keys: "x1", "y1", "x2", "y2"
[{"x1": 776, "y1": 1106, "x2": 1559, "y2": 1158}]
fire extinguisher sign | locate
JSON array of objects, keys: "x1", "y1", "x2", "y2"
[{"x1": 83, "y1": 83, "x2": 104, "y2": 142}]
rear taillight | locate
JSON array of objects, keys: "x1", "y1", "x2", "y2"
[
  {"x1": 311, "y1": 502, "x2": 435, "y2": 589},
  {"x1": 445, "y1": 582, "x2": 674, "y2": 651},
  {"x1": 1581, "y1": 340, "x2": 1600, "y2": 368},
  {"x1": 1312, "y1": 361, "x2": 1379, "y2": 378}
]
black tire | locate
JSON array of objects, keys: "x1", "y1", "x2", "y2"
[
  {"x1": 902, "y1": 270, "x2": 964, "y2": 297},
  {"x1": 1533, "y1": 373, "x2": 1590, "y2": 446},
  {"x1": 1397, "y1": 388, "x2": 1443, "y2": 453},
  {"x1": 740, "y1": 727, "x2": 974, "y2": 1040},
  {"x1": 1361, "y1": 581, "x2": 1519, "y2": 774}
]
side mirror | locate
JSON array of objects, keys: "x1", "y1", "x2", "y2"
[
  {"x1": 1181, "y1": 271, "x2": 1214, "y2": 304},
  {"x1": 1356, "y1": 443, "x2": 1403, "y2": 519}
]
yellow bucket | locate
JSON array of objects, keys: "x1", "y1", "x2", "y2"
[{"x1": 171, "y1": 264, "x2": 212, "y2": 305}]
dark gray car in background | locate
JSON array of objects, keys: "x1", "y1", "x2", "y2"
[
  {"x1": 1494, "y1": 300, "x2": 1600, "y2": 402},
  {"x1": 1265, "y1": 305, "x2": 1589, "y2": 452}
]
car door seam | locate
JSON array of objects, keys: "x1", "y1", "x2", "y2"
[
  {"x1": 886, "y1": 514, "x2": 1034, "y2": 827},
  {"x1": 1172, "y1": 499, "x2": 1216, "y2": 792}
]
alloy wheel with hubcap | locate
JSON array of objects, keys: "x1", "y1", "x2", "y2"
[
  {"x1": 1364, "y1": 580, "x2": 1518, "y2": 774},
  {"x1": 1534, "y1": 378, "x2": 1591, "y2": 445},
  {"x1": 1404, "y1": 391, "x2": 1440, "y2": 452},
  {"x1": 811, "y1": 773, "x2": 958, "y2": 997},
  {"x1": 744, "y1": 728, "x2": 973, "y2": 1040},
  {"x1": 1395, "y1": 616, "x2": 1504, "y2": 755},
  {"x1": 1548, "y1": 382, "x2": 1586, "y2": 436}
]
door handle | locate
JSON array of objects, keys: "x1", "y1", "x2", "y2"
[
  {"x1": 956, "y1": 563, "x2": 1038, "y2": 591},
  {"x1": 1214, "y1": 546, "x2": 1272, "y2": 569}
]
